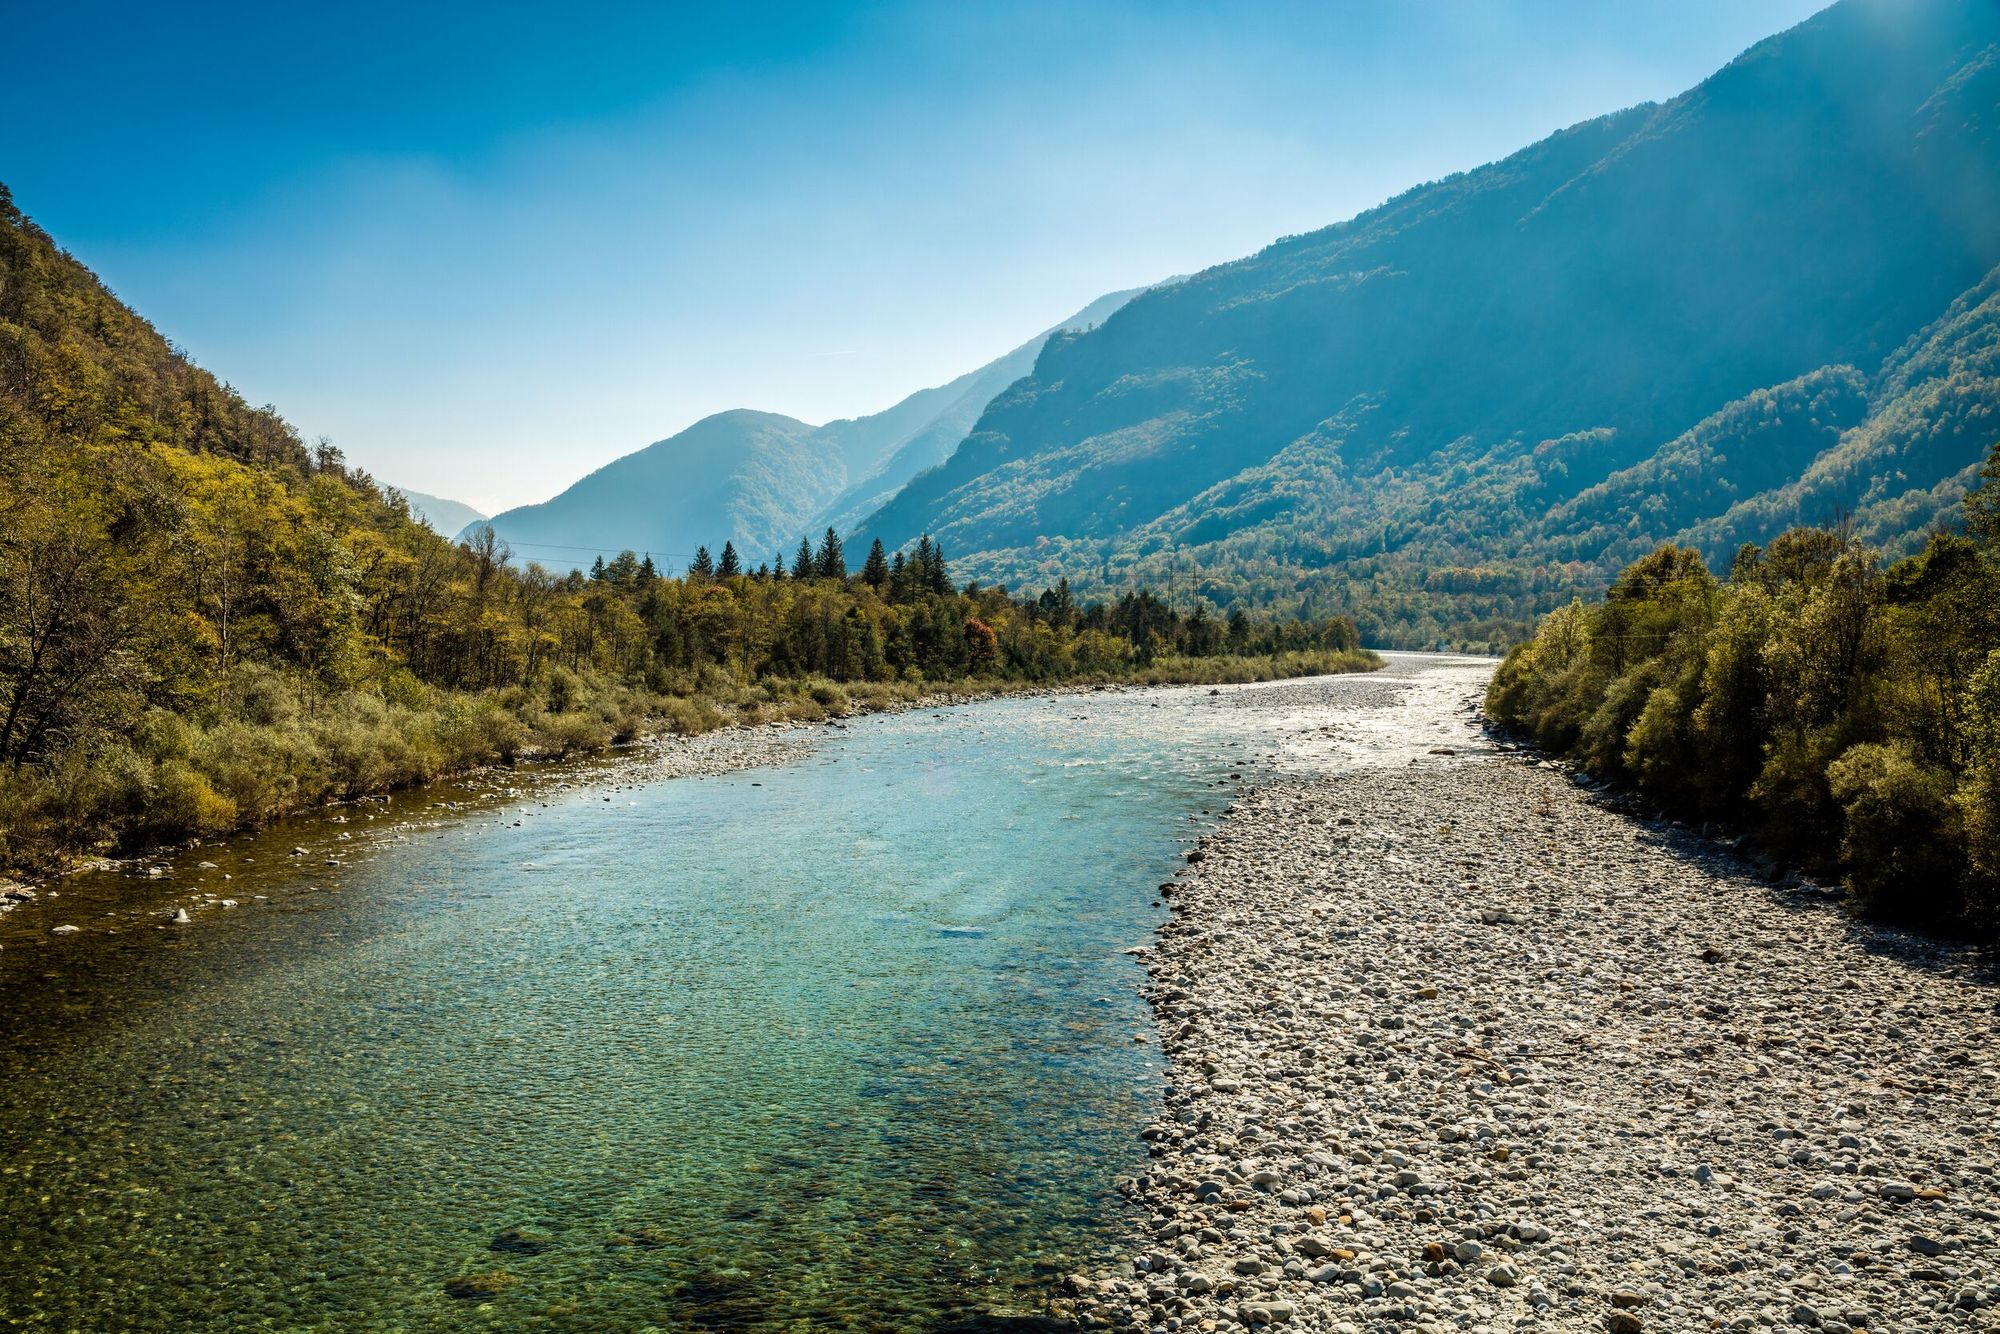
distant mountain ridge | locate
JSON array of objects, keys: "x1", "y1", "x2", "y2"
[
  {"x1": 466, "y1": 288, "x2": 1145, "y2": 569},
  {"x1": 856, "y1": 0, "x2": 2000, "y2": 648},
  {"x1": 390, "y1": 487, "x2": 485, "y2": 537}
]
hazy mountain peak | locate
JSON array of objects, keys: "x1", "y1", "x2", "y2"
[{"x1": 471, "y1": 289, "x2": 1149, "y2": 570}]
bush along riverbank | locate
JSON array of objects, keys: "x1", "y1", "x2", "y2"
[{"x1": 1485, "y1": 452, "x2": 2000, "y2": 937}]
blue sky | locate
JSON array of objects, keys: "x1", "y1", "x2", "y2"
[{"x1": 5, "y1": 1, "x2": 1828, "y2": 512}]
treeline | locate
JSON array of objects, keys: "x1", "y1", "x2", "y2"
[
  {"x1": 0, "y1": 183, "x2": 1372, "y2": 873},
  {"x1": 560, "y1": 526, "x2": 1365, "y2": 687},
  {"x1": 1487, "y1": 447, "x2": 2000, "y2": 934}
]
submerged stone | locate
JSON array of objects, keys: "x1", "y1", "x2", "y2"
[
  {"x1": 489, "y1": 1227, "x2": 554, "y2": 1255},
  {"x1": 443, "y1": 1270, "x2": 517, "y2": 1299}
]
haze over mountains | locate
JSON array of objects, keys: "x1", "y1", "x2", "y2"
[
  {"x1": 849, "y1": 0, "x2": 1999, "y2": 646},
  {"x1": 389, "y1": 487, "x2": 485, "y2": 537},
  {"x1": 465, "y1": 288, "x2": 1141, "y2": 570}
]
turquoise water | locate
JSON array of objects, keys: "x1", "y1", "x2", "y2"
[{"x1": 0, "y1": 687, "x2": 1283, "y2": 1332}]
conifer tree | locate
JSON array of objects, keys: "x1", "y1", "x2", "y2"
[
  {"x1": 792, "y1": 537, "x2": 815, "y2": 581},
  {"x1": 589, "y1": 555, "x2": 607, "y2": 581},
  {"x1": 889, "y1": 551, "x2": 909, "y2": 602},
  {"x1": 689, "y1": 545, "x2": 715, "y2": 578},
  {"x1": 772, "y1": 552, "x2": 788, "y2": 581},
  {"x1": 639, "y1": 554, "x2": 658, "y2": 581},
  {"x1": 718, "y1": 541, "x2": 740, "y2": 578},
  {"x1": 920, "y1": 536, "x2": 949, "y2": 595},
  {"x1": 815, "y1": 527, "x2": 846, "y2": 580},
  {"x1": 862, "y1": 538, "x2": 889, "y2": 589}
]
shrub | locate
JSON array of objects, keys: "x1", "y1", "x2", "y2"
[
  {"x1": 536, "y1": 710, "x2": 610, "y2": 757},
  {"x1": 544, "y1": 667, "x2": 582, "y2": 713},
  {"x1": 147, "y1": 760, "x2": 239, "y2": 842},
  {"x1": 806, "y1": 679, "x2": 850, "y2": 712},
  {"x1": 1827, "y1": 742, "x2": 1962, "y2": 920}
]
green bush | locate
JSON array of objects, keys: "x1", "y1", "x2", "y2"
[
  {"x1": 536, "y1": 710, "x2": 611, "y2": 757},
  {"x1": 1827, "y1": 742, "x2": 1962, "y2": 918},
  {"x1": 1489, "y1": 506, "x2": 2000, "y2": 936}
]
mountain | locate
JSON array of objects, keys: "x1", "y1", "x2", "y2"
[
  {"x1": 470, "y1": 288, "x2": 1145, "y2": 571},
  {"x1": 808, "y1": 287, "x2": 1146, "y2": 537},
  {"x1": 390, "y1": 487, "x2": 486, "y2": 537},
  {"x1": 461, "y1": 410, "x2": 827, "y2": 569},
  {"x1": 858, "y1": 0, "x2": 2000, "y2": 648}
]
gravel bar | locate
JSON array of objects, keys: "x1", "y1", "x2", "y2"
[{"x1": 1062, "y1": 655, "x2": 2000, "y2": 1334}]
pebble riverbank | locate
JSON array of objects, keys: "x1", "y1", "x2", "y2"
[{"x1": 1065, "y1": 656, "x2": 2000, "y2": 1334}]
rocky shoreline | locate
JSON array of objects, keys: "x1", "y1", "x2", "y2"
[{"x1": 1066, "y1": 659, "x2": 1999, "y2": 1333}]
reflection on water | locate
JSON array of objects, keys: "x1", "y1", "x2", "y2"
[{"x1": 0, "y1": 680, "x2": 1369, "y2": 1333}]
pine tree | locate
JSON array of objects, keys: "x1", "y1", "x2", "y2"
[
  {"x1": 912, "y1": 536, "x2": 934, "y2": 596},
  {"x1": 689, "y1": 545, "x2": 715, "y2": 578},
  {"x1": 792, "y1": 537, "x2": 815, "y2": 581},
  {"x1": 862, "y1": 538, "x2": 889, "y2": 589},
  {"x1": 920, "y1": 536, "x2": 949, "y2": 595},
  {"x1": 589, "y1": 555, "x2": 607, "y2": 581},
  {"x1": 772, "y1": 552, "x2": 788, "y2": 581},
  {"x1": 889, "y1": 551, "x2": 909, "y2": 602},
  {"x1": 815, "y1": 527, "x2": 846, "y2": 580},
  {"x1": 718, "y1": 541, "x2": 740, "y2": 578},
  {"x1": 606, "y1": 551, "x2": 641, "y2": 585},
  {"x1": 639, "y1": 554, "x2": 658, "y2": 582},
  {"x1": 1039, "y1": 576, "x2": 1076, "y2": 626}
]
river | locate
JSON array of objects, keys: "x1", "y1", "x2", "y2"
[{"x1": 0, "y1": 660, "x2": 1476, "y2": 1332}]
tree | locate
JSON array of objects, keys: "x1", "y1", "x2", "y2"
[
  {"x1": 925, "y1": 538, "x2": 950, "y2": 595},
  {"x1": 964, "y1": 616, "x2": 999, "y2": 673},
  {"x1": 862, "y1": 538, "x2": 889, "y2": 589},
  {"x1": 0, "y1": 508, "x2": 136, "y2": 766},
  {"x1": 1039, "y1": 577, "x2": 1077, "y2": 627},
  {"x1": 791, "y1": 538, "x2": 814, "y2": 581},
  {"x1": 815, "y1": 527, "x2": 846, "y2": 581},
  {"x1": 771, "y1": 552, "x2": 788, "y2": 581},
  {"x1": 1967, "y1": 441, "x2": 2000, "y2": 551},
  {"x1": 589, "y1": 555, "x2": 607, "y2": 581},
  {"x1": 718, "y1": 541, "x2": 741, "y2": 578},
  {"x1": 689, "y1": 546, "x2": 715, "y2": 578}
]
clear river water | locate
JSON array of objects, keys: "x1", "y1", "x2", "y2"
[{"x1": 0, "y1": 674, "x2": 1430, "y2": 1333}]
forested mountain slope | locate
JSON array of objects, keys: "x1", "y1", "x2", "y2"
[
  {"x1": 861, "y1": 0, "x2": 2000, "y2": 648},
  {"x1": 472, "y1": 288, "x2": 1144, "y2": 571}
]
